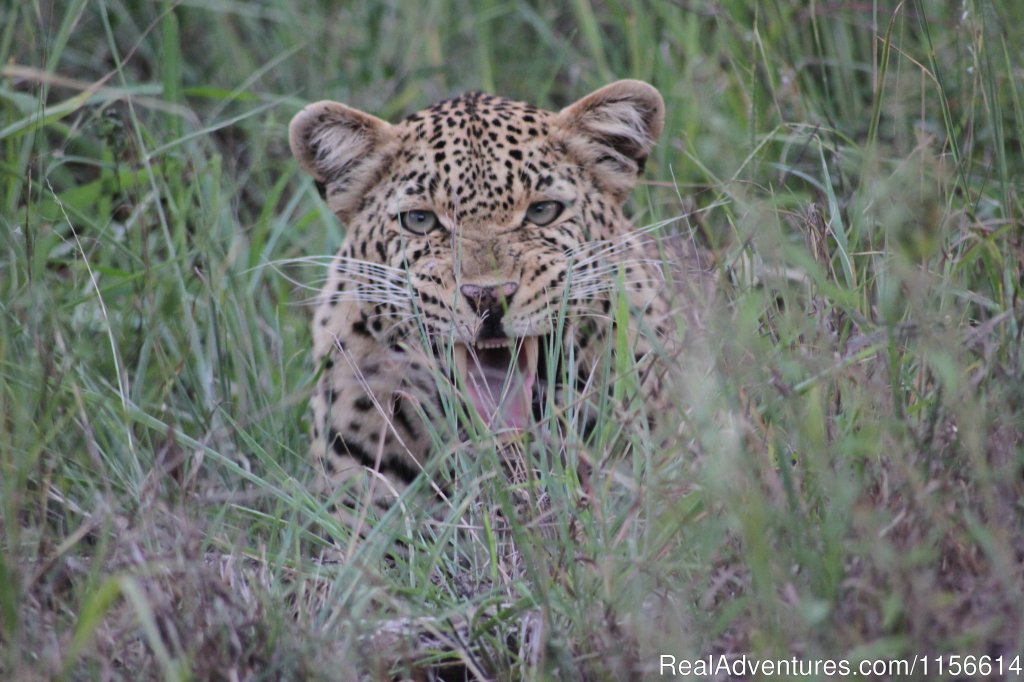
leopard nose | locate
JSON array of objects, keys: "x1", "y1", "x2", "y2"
[{"x1": 460, "y1": 281, "x2": 518, "y2": 317}]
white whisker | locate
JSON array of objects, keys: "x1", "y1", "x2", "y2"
[
  {"x1": 249, "y1": 255, "x2": 339, "y2": 271},
  {"x1": 566, "y1": 281, "x2": 660, "y2": 300},
  {"x1": 564, "y1": 216, "x2": 676, "y2": 261},
  {"x1": 563, "y1": 199, "x2": 725, "y2": 266},
  {"x1": 569, "y1": 256, "x2": 666, "y2": 276},
  {"x1": 254, "y1": 255, "x2": 413, "y2": 293},
  {"x1": 294, "y1": 295, "x2": 409, "y2": 307}
]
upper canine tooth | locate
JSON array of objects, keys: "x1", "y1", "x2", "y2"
[{"x1": 453, "y1": 342, "x2": 469, "y2": 377}]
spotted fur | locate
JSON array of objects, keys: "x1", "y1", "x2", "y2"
[{"x1": 289, "y1": 81, "x2": 686, "y2": 518}]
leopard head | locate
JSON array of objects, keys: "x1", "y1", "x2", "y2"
[{"x1": 290, "y1": 81, "x2": 664, "y2": 431}]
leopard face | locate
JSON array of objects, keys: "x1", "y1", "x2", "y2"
[{"x1": 289, "y1": 81, "x2": 669, "y2": 511}]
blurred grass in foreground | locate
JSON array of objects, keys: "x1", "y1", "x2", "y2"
[{"x1": 1, "y1": 1, "x2": 1022, "y2": 679}]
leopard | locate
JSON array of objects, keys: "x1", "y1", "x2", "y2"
[{"x1": 288, "y1": 80, "x2": 707, "y2": 524}]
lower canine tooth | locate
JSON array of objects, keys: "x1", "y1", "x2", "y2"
[{"x1": 522, "y1": 336, "x2": 538, "y2": 375}]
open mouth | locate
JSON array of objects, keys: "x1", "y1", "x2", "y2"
[{"x1": 452, "y1": 336, "x2": 540, "y2": 431}]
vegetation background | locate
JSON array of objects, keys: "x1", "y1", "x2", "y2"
[{"x1": 2, "y1": 0, "x2": 1022, "y2": 679}]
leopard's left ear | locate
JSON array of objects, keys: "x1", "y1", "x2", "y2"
[{"x1": 555, "y1": 80, "x2": 664, "y2": 201}]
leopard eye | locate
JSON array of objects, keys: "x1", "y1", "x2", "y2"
[
  {"x1": 398, "y1": 209, "x2": 438, "y2": 235},
  {"x1": 525, "y1": 200, "x2": 565, "y2": 227}
]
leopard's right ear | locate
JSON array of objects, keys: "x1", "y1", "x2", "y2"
[{"x1": 289, "y1": 101, "x2": 395, "y2": 217}]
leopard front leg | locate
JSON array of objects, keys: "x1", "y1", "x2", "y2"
[{"x1": 309, "y1": 334, "x2": 445, "y2": 525}]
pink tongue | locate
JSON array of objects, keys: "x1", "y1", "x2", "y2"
[{"x1": 464, "y1": 355, "x2": 533, "y2": 431}]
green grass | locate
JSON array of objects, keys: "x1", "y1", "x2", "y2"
[{"x1": 3, "y1": 0, "x2": 1023, "y2": 679}]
